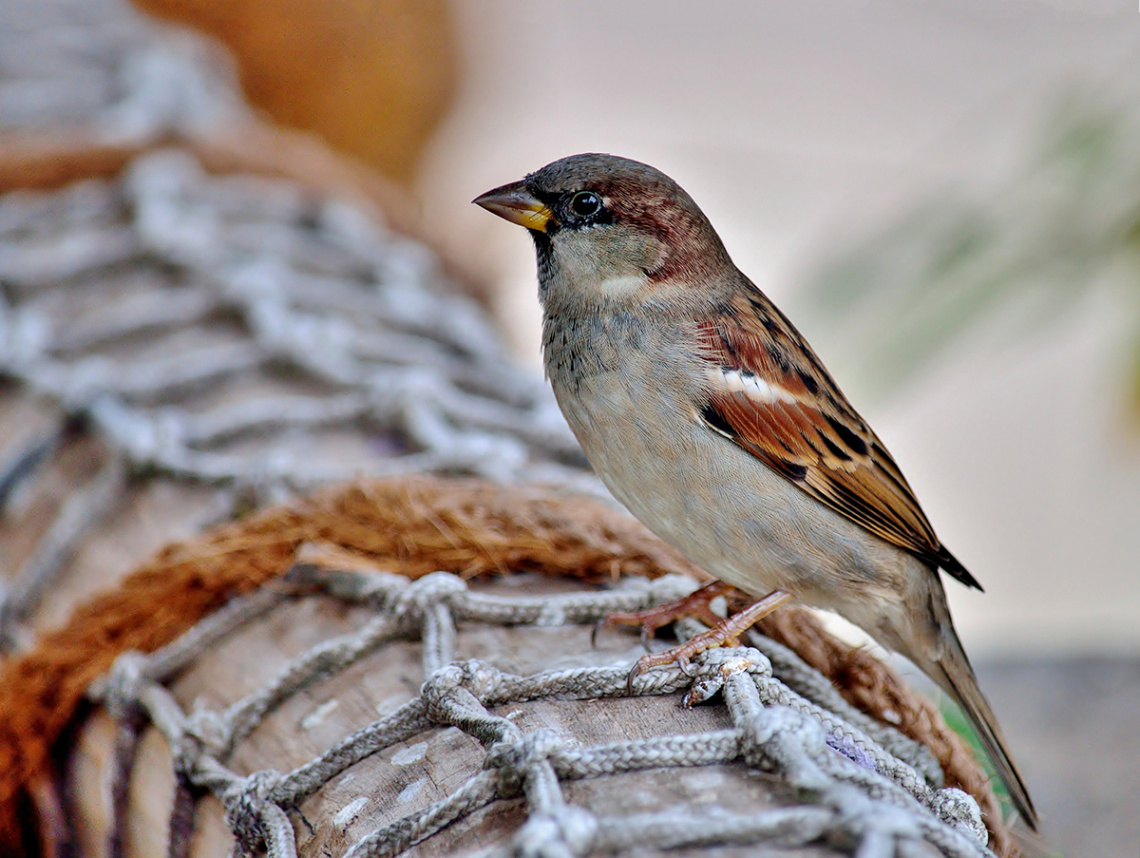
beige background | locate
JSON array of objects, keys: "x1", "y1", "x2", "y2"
[{"x1": 419, "y1": 0, "x2": 1140, "y2": 656}]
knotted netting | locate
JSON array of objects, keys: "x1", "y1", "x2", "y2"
[
  {"x1": 0, "y1": 0, "x2": 1018, "y2": 854},
  {"x1": 0, "y1": 143, "x2": 593, "y2": 651},
  {"x1": 79, "y1": 537, "x2": 990, "y2": 858}
]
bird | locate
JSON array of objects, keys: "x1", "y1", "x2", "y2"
[{"x1": 473, "y1": 152, "x2": 1036, "y2": 830}]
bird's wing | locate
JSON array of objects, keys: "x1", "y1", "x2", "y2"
[{"x1": 694, "y1": 289, "x2": 981, "y2": 590}]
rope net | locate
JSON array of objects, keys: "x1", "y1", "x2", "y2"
[
  {"x1": 0, "y1": 138, "x2": 595, "y2": 650},
  {"x1": 1, "y1": 478, "x2": 1012, "y2": 857},
  {"x1": 94, "y1": 570, "x2": 986, "y2": 858}
]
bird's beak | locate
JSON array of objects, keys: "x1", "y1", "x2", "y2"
[{"x1": 472, "y1": 181, "x2": 554, "y2": 232}]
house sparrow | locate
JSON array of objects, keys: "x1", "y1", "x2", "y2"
[{"x1": 474, "y1": 153, "x2": 1036, "y2": 829}]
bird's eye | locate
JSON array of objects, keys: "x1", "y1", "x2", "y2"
[{"x1": 569, "y1": 191, "x2": 602, "y2": 218}]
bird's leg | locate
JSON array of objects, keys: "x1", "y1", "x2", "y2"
[
  {"x1": 598, "y1": 581, "x2": 734, "y2": 649},
  {"x1": 625, "y1": 588, "x2": 795, "y2": 693}
]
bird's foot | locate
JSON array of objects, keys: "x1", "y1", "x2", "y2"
[
  {"x1": 624, "y1": 588, "x2": 795, "y2": 694},
  {"x1": 598, "y1": 580, "x2": 735, "y2": 650}
]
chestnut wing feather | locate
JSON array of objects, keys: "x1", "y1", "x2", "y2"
[{"x1": 695, "y1": 294, "x2": 981, "y2": 590}]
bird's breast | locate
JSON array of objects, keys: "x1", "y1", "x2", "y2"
[
  {"x1": 542, "y1": 307, "x2": 655, "y2": 392},
  {"x1": 544, "y1": 314, "x2": 915, "y2": 612}
]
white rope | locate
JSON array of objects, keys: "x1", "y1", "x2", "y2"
[{"x1": 88, "y1": 561, "x2": 990, "y2": 858}]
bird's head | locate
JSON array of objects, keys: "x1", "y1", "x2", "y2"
[{"x1": 474, "y1": 154, "x2": 734, "y2": 311}]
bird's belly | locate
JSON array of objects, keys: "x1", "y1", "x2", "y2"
[{"x1": 557, "y1": 375, "x2": 910, "y2": 611}]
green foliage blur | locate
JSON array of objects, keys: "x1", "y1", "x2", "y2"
[{"x1": 804, "y1": 91, "x2": 1140, "y2": 414}]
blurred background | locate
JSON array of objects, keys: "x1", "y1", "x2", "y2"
[{"x1": 3, "y1": 0, "x2": 1139, "y2": 854}]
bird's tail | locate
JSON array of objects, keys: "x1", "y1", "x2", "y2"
[{"x1": 913, "y1": 623, "x2": 1038, "y2": 832}]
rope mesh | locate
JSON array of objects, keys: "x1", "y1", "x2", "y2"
[
  {"x1": 0, "y1": 142, "x2": 597, "y2": 648},
  {"x1": 88, "y1": 558, "x2": 990, "y2": 858}
]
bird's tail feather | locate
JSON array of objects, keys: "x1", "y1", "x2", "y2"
[{"x1": 917, "y1": 627, "x2": 1038, "y2": 832}]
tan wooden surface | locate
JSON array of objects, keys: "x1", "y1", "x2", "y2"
[{"x1": 66, "y1": 574, "x2": 935, "y2": 857}]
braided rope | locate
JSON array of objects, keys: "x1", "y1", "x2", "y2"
[{"x1": 88, "y1": 562, "x2": 991, "y2": 858}]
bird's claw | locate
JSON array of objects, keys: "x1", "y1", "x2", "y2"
[{"x1": 622, "y1": 588, "x2": 795, "y2": 697}]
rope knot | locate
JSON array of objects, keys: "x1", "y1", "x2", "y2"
[
  {"x1": 421, "y1": 659, "x2": 503, "y2": 706},
  {"x1": 99, "y1": 650, "x2": 150, "y2": 721},
  {"x1": 392, "y1": 571, "x2": 467, "y2": 623},
  {"x1": 222, "y1": 768, "x2": 283, "y2": 855},
  {"x1": 486, "y1": 729, "x2": 564, "y2": 795},
  {"x1": 455, "y1": 657, "x2": 505, "y2": 700},
  {"x1": 931, "y1": 787, "x2": 987, "y2": 845},
  {"x1": 683, "y1": 647, "x2": 773, "y2": 707},
  {"x1": 419, "y1": 662, "x2": 467, "y2": 709}
]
